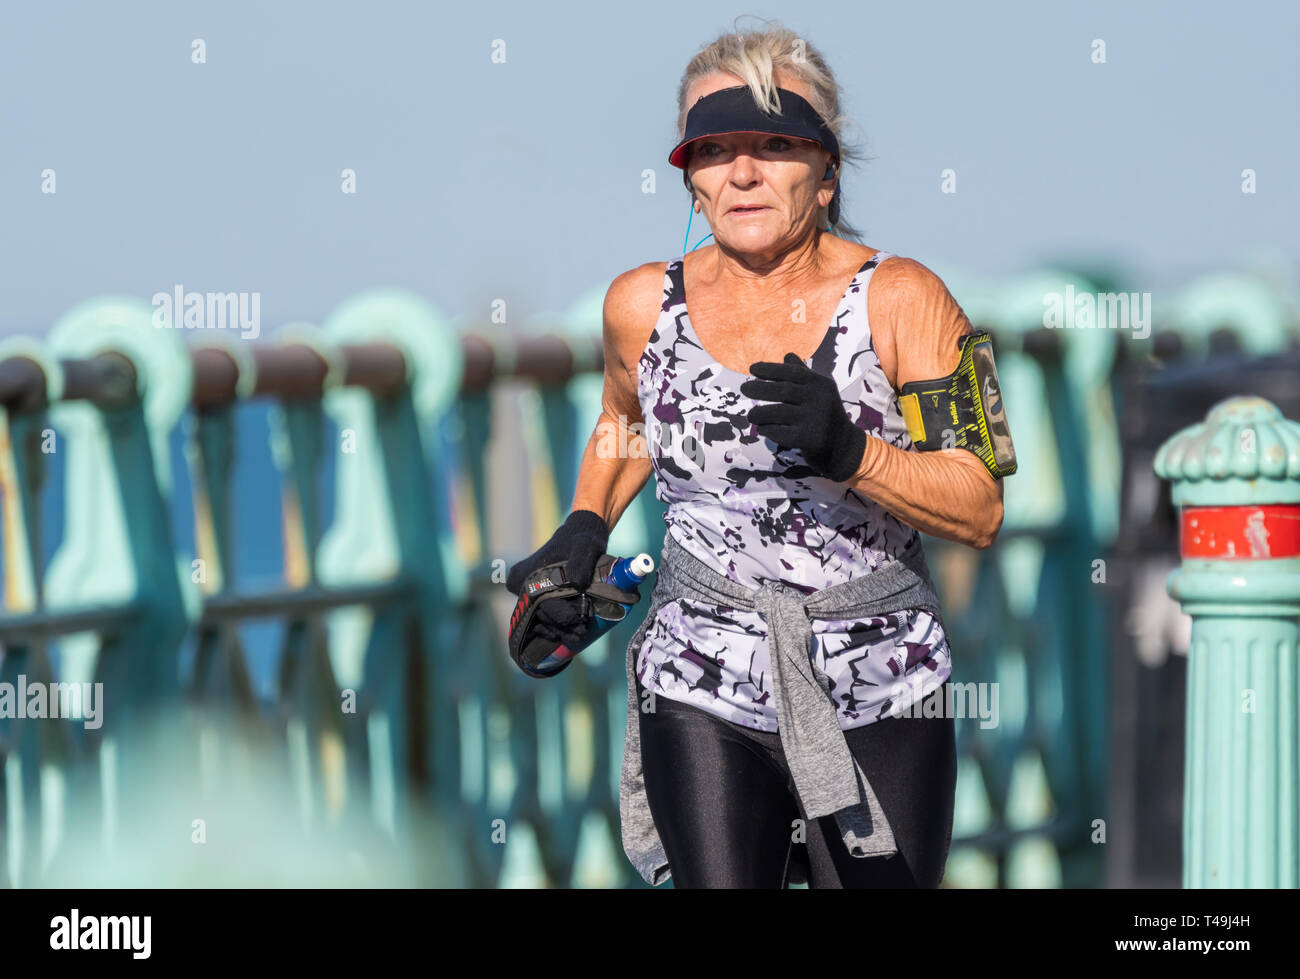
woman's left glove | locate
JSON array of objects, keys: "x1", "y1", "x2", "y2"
[{"x1": 740, "y1": 353, "x2": 867, "y2": 482}]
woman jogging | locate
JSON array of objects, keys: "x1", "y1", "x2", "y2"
[{"x1": 507, "y1": 22, "x2": 1013, "y2": 888}]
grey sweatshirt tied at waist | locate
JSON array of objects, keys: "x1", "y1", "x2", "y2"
[{"x1": 619, "y1": 527, "x2": 947, "y2": 886}]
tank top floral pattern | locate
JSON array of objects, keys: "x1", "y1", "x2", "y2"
[{"x1": 634, "y1": 250, "x2": 952, "y2": 731}]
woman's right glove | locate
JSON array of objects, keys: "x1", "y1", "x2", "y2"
[{"x1": 506, "y1": 509, "x2": 610, "y2": 647}]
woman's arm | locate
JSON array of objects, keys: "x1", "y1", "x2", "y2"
[
  {"x1": 848, "y1": 257, "x2": 1004, "y2": 550},
  {"x1": 569, "y1": 263, "x2": 660, "y2": 530}
]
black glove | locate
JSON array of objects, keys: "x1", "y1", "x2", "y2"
[
  {"x1": 739, "y1": 353, "x2": 867, "y2": 482},
  {"x1": 506, "y1": 509, "x2": 610, "y2": 646}
]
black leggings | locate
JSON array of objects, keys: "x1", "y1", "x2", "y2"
[{"x1": 637, "y1": 674, "x2": 958, "y2": 888}]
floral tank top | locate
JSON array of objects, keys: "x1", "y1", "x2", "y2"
[{"x1": 634, "y1": 250, "x2": 952, "y2": 732}]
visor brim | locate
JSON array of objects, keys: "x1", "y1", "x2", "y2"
[{"x1": 668, "y1": 131, "x2": 826, "y2": 169}]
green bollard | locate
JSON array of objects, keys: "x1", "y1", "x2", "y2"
[{"x1": 1155, "y1": 395, "x2": 1300, "y2": 887}]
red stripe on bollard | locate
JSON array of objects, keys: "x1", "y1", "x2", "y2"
[{"x1": 1180, "y1": 504, "x2": 1300, "y2": 559}]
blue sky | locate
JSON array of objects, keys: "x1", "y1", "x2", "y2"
[{"x1": 3, "y1": 0, "x2": 1297, "y2": 333}]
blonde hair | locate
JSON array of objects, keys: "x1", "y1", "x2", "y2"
[{"x1": 674, "y1": 16, "x2": 869, "y2": 241}]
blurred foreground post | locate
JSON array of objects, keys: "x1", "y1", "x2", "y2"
[{"x1": 1156, "y1": 396, "x2": 1300, "y2": 887}]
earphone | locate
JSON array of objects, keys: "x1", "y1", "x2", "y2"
[{"x1": 683, "y1": 197, "x2": 713, "y2": 253}]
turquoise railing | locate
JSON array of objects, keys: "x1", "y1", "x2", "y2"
[{"x1": 1, "y1": 265, "x2": 1295, "y2": 887}]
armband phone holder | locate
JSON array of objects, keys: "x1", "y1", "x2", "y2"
[{"x1": 898, "y1": 331, "x2": 1017, "y2": 479}]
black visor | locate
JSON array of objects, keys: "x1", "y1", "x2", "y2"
[{"x1": 669, "y1": 85, "x2": 841, "y2": 225}]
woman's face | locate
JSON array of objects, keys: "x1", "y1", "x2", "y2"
[{"x1": 683, "y1": 72, "x2": 835, "y2": 258}]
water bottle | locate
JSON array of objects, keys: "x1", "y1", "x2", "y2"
[{"x1": 529, "y1": 553, "x2": 655, "y2": 676}]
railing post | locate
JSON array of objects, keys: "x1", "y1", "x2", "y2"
[
  {"x1": 319, "y1": 291, "x2": 470, "y2": 886},
  {"x1": 1156, "y1": 394, "x2": 1300, "y2": 887},
  {"x1": 0, "y1": 341, "x2": 59, "y2": 888},
  {"x1": 0, "y1": 298, "x2": 193, "y2": 885}
]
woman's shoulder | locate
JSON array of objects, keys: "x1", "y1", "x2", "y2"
[
  {"x1": 867, "y1": 253, "x2": 965, "y2": 332},
  {"x1": 602, "y1": 260, "x2": 671, "y2": 371},
  {"x1": 867, "y1": 253, "x2": 973, "y2": 388},
  {"x1": 844, "y1": 240, "x2": 883, "y2": 268},
  {"x1": 604, "y1": 260, "x2": 669, "y2": 328},
  {"x1": 868, "y1": 253, "x2": 954, "y2": 299}
]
